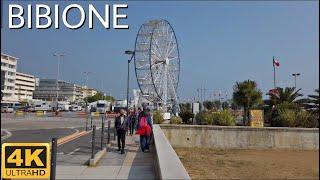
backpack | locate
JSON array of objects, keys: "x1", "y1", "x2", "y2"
[
  {"x1": 136, "y1": 116, "x2": 151, "y2": 136},
  {"x1": 139, "y1": 117, "x2": 148, "y2": 128}
]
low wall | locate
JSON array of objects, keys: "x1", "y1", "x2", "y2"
[
  {"x1": 160, "y1": 124, "x2": 319, "y2": 150},
  {"x1": 153, "y1": 125, "x2": 191, "y2": 180}
]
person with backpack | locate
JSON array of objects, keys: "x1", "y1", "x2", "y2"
[
  {"x1": 136, "y1": 107, "x2": 153, "y2": 152},
  {"x1": 115, "y1": 109, "x2": 128, "y2": 154}
]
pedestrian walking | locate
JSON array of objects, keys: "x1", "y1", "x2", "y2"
[
  {"x1": 115, "y1": 109, "x2": 128, "y2": 154},
  {"x1": 136, "y1": 105, "x2": 153, "y2": 152},
  {"x1": 129, "y1": 109, "x2": 137, "y2": 135}
]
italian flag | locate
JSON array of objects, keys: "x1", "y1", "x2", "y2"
[{"x1": 273, "y1": 59, "x2": 280, "y2": 67}]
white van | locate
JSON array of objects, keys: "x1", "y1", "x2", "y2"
[
  {"x1": 34, "y1": 101, "x2": 51, "y2": 111},
  {"x1": 96, "y1": 100, "x2": 110, "y2": 114}
]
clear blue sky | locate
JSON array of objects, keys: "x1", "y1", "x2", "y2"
[{"x1": 1, "y1": 1, "x2": 319, "y2": 100}]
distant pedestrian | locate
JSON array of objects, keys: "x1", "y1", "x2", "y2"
[
  {"x1": 136, "y1": 105, "x2": 153, "y2": 152},
  {"x1": 129, "y1": 109, "x2": 137, "y2": 135},
  {"x1": 115, "y1": 109, "x2": 128, "y2": 154}
]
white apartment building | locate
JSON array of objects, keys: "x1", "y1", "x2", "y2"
[
  {"x1": 33, "y1": 79, "x2": 84, "y2": 103},
  {"x1": 1, "y1": 53, "x2": 18, "y2": 104},
  {"x1": 15, "y1": 72, "x2": 37, "y2": 102},
  {"x1": 82, "y1": 86, "x2": 98, "y2": 98}
]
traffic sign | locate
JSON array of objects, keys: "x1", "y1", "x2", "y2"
[{"x1": 1, "y1": 143, "x2": 51, "y2": 179}]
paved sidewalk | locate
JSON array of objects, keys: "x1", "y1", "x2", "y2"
[{"x1": 57, "y1": 134, "x2": 156, "y2": 179}]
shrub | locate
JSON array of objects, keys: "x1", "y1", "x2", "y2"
[
  {"x1": 270, "y1": 102, "x2": 318, "y2": 128},
  {"x1": 270, "y1": 102, "x2": 299, "y2": 127},
  {"x1": 153, "y1": 110, "x2": 164, "y2": 124},
  {"x1": 179, "y1": 110, "x2": 194, "y2": 124},
  {"x1": 170, "y1": 116, "x2": 182, "y2": 124},
  {"x1": 195, "y1": 111, "x2": 214, "y2": 125},
  {"x1": 273, "y1": 109, "x2": 297, "y2": 127},
  {"x1": 212, "y1": 110, "x2": 235, "y2": 126},
  {"x1": 296, "y1": 110, "x2": 318, "y2": 128}
]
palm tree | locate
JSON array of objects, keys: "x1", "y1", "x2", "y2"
[
  {"x1": 305, "y1": 89, "x2": 319, "y2": 114},
  {"x1": 233, "y1": 80, "x2": 263, "y2": 125},
  {"x1": 266, "y1": 87, "x2": 303, "y2": 108}
]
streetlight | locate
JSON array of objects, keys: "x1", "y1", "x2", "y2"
[
  {"x1": 83, "y1": 71, "x2": 92, "y2": 112},
  {"x1": 53, "y1": 53, "x2": 64, "y2": 112},
  {"x1": 292, "y1": 73, "x2": 301, "y2": 89},
  {"x1": 125, "y1": 50, "x2": 135, "y2": 116}
]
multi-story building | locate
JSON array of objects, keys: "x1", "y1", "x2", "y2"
[
  {"x1": 82, "y1": 86, "x2": 98, "y2": 98},
  {"x1": 1, "y1": 53, "x2": 18, "y2": 104},
  {"x1": 15, "y1": 72, "x2": 37, "y2": 102},
  {"x1": 33, "y1": 79, "x2": 83, "y2": 102}
]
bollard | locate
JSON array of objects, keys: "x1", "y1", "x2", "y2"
[
  {"x1": 114, "y1": 121, "x2": 116, "y2": 141},
  {"x1": 101, "y1": 116, "x2": 104, "y2": 150},
  {"x1": 50, "y1": 137, "x2": 57, "y2": 180},
  {"x1": 85, "y1": 117, "x2": 88, "y2": 131},
  {"x1": 107, "y1": 120, "x2": 111, "y2": 144},
  {"x1": 90, "y1": 116, "x2": 93, "y2": 129},
  {"x1": 91, "y1": 125, "x2": 96, "y2": 159}
]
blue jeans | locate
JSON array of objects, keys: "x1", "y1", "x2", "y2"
[{"x1": 140, "y1": 135, "x2": 150, "y2": 151}]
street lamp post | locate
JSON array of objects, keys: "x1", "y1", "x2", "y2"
[
  {"x1": 292, "y1": 73, "x2": 301, "y2": 89},
  {"x1": 53, "y1": 53, "x2": 64, "y2": 112},
  {"x1": 83, "y1": 71, "x2": 92, "y2": 112},
  {"x1": 125, "y1": 50, "x2": 135, "y2": 116}
]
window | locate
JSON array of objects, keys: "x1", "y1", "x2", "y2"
[
  {"x1": 8, "y1": 72, "x2": 15, "y2": 76},
  {"x1": 8, "y1": 65, "x2": 15, "y2": 69}
]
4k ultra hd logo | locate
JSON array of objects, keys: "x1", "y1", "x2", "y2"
[{"x1": 1, "y1": 143, "x2": 51, "y2": 179}]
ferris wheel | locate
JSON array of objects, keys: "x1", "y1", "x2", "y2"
[{"x1": 134, "y1": 19, "x2": 180, "y2": 111}]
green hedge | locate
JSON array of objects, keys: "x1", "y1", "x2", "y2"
[
  {"x1": 170, "y1": 116, "x2": 182, "y2": 124},
  {"x1": 153, "y1": 110, "x2": 164, "y2": 124},
  {"x1": 195, "y1": 110, "x2": 235, "y2": 126}
]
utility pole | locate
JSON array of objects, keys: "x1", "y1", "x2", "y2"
[
  {"x1": 197, "y1": 88, "x2": 200, "y2": 102},
  {"x1": 83, "y1": 71, "x2": 91, "y2": 112}
]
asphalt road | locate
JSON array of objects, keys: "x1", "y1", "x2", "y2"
[
  {"x1": 1, "y1": 113, "x2": 115, "y2": 166},
  {"x1": 1, "y1": 128, "x2": 78, "y2": 143}
]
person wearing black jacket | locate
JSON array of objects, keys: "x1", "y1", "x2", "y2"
[{"x1": 115, "y1": 109, "x2": 128, "y2": 154}]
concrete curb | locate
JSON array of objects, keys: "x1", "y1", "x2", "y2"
[
  {"x1": 89, "y1": 148, "x2": 106, "y2": 167},
  {"x1": 153, "y1": 125, "x2": 191, "y2": 180}
]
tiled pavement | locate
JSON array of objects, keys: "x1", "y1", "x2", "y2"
[{"x1": 57, "y1": 134, "x2": 156, "y2": 179}]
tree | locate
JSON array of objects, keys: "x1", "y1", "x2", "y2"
[
  {"x1": 266, "y1": 87, "x2": 303, "y2": 106},
  {"x1": 213, "y1": 100, "x2": 221, "y2": 110},
  {"x1": 233, "y1": 80, "x2": 263, "y2": 125},
  {"x1": 203, "y1": 101, "x2": 214, "y2": 110},
  {"x1": 179, "y1": 110, "x2": 194, "y2": 124},
  {"x1": 87, "y1": 92, "x2": 115, "y2": 103},
  {"x1": 305, "y1": 89, "x2": 319, "y2": 114},
  {"x1": 179, "y1": 103, "x2": 191, "y2": 112},
  {"x1": 222, "y1": 101, "x2": 229, "y2": 110}
]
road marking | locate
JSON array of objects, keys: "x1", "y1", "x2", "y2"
[
  {"x1": 1, "y1": 129, "x2": 12, "y2": 141},
  {"x1": 67, "y1": 148, "x2": 80, "y2": 155},
  {"x1": 57, "y1": 152, "x2": 65, "y2": 155},
  {"x1": 57, "y1": 130, "x2": 91, "y2": 146}
]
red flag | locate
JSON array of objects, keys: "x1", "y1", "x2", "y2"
[
  {"x1": 268, "y1": 88, "x2": 280, "y2": 98},
  {"x1": 273, "y1": 59, "x2": 280, "y2": 67}
]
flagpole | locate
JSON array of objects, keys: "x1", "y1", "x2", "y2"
[{"x1": 273, "y1": 56, "x2": 276, "y2": 88}]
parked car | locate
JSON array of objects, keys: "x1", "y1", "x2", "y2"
[
  {"x1": 1, "y1": 106, "x2": 14, "y2": 113},
  {"x1": 90, "y1": 106, "x2": 97, "y2": 112},
  {"x1": 69, "y1": 105, "x2": 82, "y2": 112}
]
